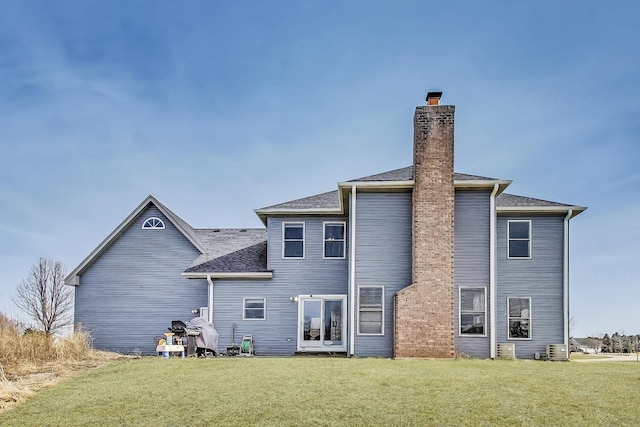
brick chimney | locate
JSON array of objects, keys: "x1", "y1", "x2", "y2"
[{"x1": 394, "y1": 91, "x2": 455, "y2": 358}]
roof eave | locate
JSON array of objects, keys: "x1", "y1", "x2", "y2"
[
  {"x1": 181, "y1": 272, "x2": 273, "y2": 279},
  {"x1": 497, "y1": 206, "x2": 587, "y2": 218},
  {"x1": 337, "y1": 180, "x2": 414, "y2": 189},
  {"x1": 454, "y1": 179, "x2": 512, "y2": 193}
]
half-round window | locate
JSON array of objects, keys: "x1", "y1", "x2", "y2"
[{"x1": 142, "y1": 217, "x2": 165, "y2": 229}]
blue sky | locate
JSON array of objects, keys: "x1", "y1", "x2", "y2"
[{"x1": 1, "y1": 1, "x2": 638, "y2": 338}]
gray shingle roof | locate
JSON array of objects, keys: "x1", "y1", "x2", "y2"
[
  {"x1": 185, "y1": 241, "x2": 269, "y2": 273},
  {"x1": 189, "y1": 228, "x2": 267, "y2": 269},
  {"x1": 348, "y1": 166, "x2": 499, "y2": 182},
  {"x1": 496, "y1": 193, "x2": 575, "y2": 208},
  {"x1": 349, "y1": 166, "x2": 413, "y2": 181},
  {"x1": 258, "y1": 190, "x2": 341, "y2": 211},
  {"x1": 258, "y1": 167, "x2": 502, "y2": 212}
]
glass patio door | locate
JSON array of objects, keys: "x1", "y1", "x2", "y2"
[{"x1": 298, "y1": 295, "x2": 346, "y2": 352}]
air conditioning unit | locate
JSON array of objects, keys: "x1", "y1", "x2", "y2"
[
  {"x1": 546, "y1": 344, "x2": 568, "y2": 361},
  {"x1": 496, "y1": 343, "x2": 516, "y2": 359}
]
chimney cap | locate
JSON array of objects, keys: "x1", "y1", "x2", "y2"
[{"x1": 426, "y1": 91, "x2": 443, "y2": 105}]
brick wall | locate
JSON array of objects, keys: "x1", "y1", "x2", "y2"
[{"x1": 394, "y1": 104, "x2": 455, "y2": 358}]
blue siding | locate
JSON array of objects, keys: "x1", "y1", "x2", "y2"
[
  {"x1": 354, "y1": 192, "x2": 412, "y2": 357},
  {"x1": 496, "y1": 214, "x2": 565, "y2": 359},
  {"x1": 74, "y1": 205, "x2": 206, "y2": 354},
  {"x1": 212, "y1": 216, "x2": 349, "y2": 355},
  {"x1": 454, "y1": 190, "x2": 491, "y2": 358}
]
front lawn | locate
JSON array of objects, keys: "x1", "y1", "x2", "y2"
[{"x1": 0, "y1": 357, "x2": 638, "y2": 426}]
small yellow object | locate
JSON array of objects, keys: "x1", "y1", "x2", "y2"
[{"x1": 159, "y1": 339, "x2": 166, "y2": 345}]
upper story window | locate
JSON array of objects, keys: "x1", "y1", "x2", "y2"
[
  {"x1": 508, "y1": 297, "x2": 531, "y2": 340},
  {"x1": 358, "y1": 286, "x2": 384, "y2": 335},
  {"x1": 508, "y1": 220, "x2": 531, "y2": 258},
  {"x1": 283, "y1": 222, "x2": 304, "y2": 258},
  {"x1": 142, "y1": 217, "x2": 165, "y2": 229},
  {"x1": 459, "y1": 287, "x2": 486, "y2": 336},
  {"x1": 323, "y1": 222, "x2": 346, "y2": 259}
]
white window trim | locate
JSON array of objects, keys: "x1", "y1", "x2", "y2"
[
  {"x1": 141, "y1": 217, "x2": 165, "y2": 229},
  {"x1": 507, "y1": 220, "x2": 532, "y2": 259},
  {"x1": 357, "y1": 285, "x2": 384, "y2": 336},
  {"x1": 458, "y1": 286, "x2": 487, "y2": 337},
  {"x1": 507, "y1": 296, "x2": 532, "y2": 340},
  {"x1": 243, "y1": 297, "x2": 266, "y2": 321},
  {"x1": 282, "y1": 222, "x2": 305, "y2": 259},
  {"x1": 322, "y1": 221, "x2": 346, "y2": 259}
]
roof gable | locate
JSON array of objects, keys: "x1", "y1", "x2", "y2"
[{"x1": 65, "y1": 195, "x2": 205, "y2": 285}]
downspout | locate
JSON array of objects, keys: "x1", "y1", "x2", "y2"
[
  {"x1": 563, "y1": 209, "x2": 573, "y2": 360},
  {"x1": 206, "y1": 274, "x2": 214, "y2": 325},
  {"x1": 349, "y1": 184, "x2": 357, "y2": 357},
  {"x1": 489, "y1": 183, "x2": 499, "y2": 359}
]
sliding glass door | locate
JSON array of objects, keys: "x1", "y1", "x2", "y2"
[{"x1": 298, "y1": 295, "x2": 346, "y2": 352}]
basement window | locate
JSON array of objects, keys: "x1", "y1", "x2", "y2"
[
  {"x1": 142, "y1": 217, "x2": 165, "y2": 229},
  {"x1": 283, "y1": 222, "x2": 304, "y2": 258},
  {"x1": 243, "y1": 298, "x2": 266, "y2": 320},
  {"x1": 323, "y1": 222, "x2": 346, "y2": 258},
  {"x1": 507, "y1": 220, "x2": 531, "y2": 258},
  {"x1": 508, "y1": 297, "x2": 531, "y2": 340},
  {"x1": 459, "y1": 287, "x2": 486, "y2": 336},
  {"x1": 358, "y1": 286, "x2": 384, "y2": 335}
]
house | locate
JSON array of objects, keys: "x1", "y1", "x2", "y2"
[{"x1": 65, "y1": 92, "x2": 586, "y2": 359}]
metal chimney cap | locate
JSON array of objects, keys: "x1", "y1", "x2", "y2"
[{"x1": 426, "y1": 91, "x2": 443, "y2": 105}]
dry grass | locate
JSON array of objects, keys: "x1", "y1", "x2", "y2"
[{"x1": 0, "y1": 314, "x2": 122, "y2": 411}]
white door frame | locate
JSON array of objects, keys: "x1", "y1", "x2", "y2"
[{"x1": 296, "y1": 295, "x2": 347, "y2": 352}]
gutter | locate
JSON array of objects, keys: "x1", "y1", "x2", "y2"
[
  {"x1": 497, "y1": 206, "x2": 586, "y2": 218},
  {"x1": 563, "y1": 209, "x2": 573, "y2": 360},
  {"x1": 207, "y1": 274, "x2": 214, "y2": 325},
  {"x1": 489, "y1": 183, "x2": 499, "y2": 359},
  {"x1": 181, "y1": 272, "x2": 273, "y2": 279},
  {"x1": 349, "y1": 184, "x2": 357, "y2": 357}
]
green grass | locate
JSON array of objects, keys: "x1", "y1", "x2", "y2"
[
  {"x1": 570, "y1": 353, "x2": 613, "y2": 360},
  {"x1": 1, "y1": 357, "x2": 639, "y2": 426}
]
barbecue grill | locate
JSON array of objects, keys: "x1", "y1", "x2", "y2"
[{"x1": 167, "y1": 319, "x2": 218, "y2": 357}]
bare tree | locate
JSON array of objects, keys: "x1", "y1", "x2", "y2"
[
  {"x1": 13, "y1": 258, "x2": 73, "y2": 335},
  {"x1": 569, "y1": 314, "x2": 577, "y2": 337}
]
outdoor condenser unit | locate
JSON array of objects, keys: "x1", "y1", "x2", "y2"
[
  {"x1": 496, "y1": 343, "x2": 516, "y2": 359},
  {"x1": 546, "y1": 344, "x2": 568, "y2": 361}
]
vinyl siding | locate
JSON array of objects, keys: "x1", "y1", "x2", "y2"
[
  {"x1": 454, "y1": 190, "x2": 491, "y2": 358},
  {"x1": 354, "y1": 191, "x2": 412, "y2": 357},
  {"x1": 211, "y1": 216, "x2": 349, "y2": 355},
  {"x1": 74, "y1": 206, "x2": 206, "y2": 354},
  {"x1": 496, "y1": 214, "x2": 565, "y2": 359}
]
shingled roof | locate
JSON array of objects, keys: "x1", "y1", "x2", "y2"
[
  {"x1": 496, "y1": 193, "x2": 574, "y2": 208},
  {"x1": 257, "y1": 167, "x2": 504, "y2": 212},
  {"x1": 185, "y1": 241, "x2": 269, "y2": 274},
  {"x1": 259, "y1": 190, "x2": 341, "y2": 211},
  {"x1": 347, "y1": 166, "x2": 500, "y2": 182},
  {"x1": 194, "y1": 228, "x2": 266, "y2": 258}
]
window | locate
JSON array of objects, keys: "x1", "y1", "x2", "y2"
[
  {"x1": 243, "y1": 298, "x2": 266, "y2": 320},
  {"x1": 508, "y1": 297, "x2": 531, "y2": 339},
  {"x1": 358, "y1": 286, "x2": 384, "y2": 335},
  {"x1": 283, "y1": 223, "x2": 304, "y2": 258},
  {"x1": 459, "y1": 287, "x2": 486, "y2": 336},
  {"x1": 323, "y1": 222, "x2": 345, "y2": 258},
  {"x1": 142, "y1": 217, "x2": 165, "y2": 229},
  {"x1": 508, "y1": 220, "x2": 531, "y2": 258}
]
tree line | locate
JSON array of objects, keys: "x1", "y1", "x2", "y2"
[{"x1": 582, "y1": 333, "x2": 640, "y2": 354}]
